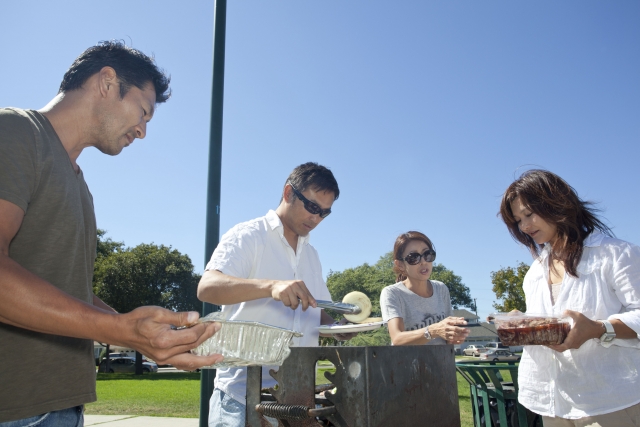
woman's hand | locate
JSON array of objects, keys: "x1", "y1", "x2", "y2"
[
  {"x1": 547, "y1": 309, "x2": 602, "y2": 352},
  {"x1": 429, "y1": 316, "x2": 470, "y2": 344}
]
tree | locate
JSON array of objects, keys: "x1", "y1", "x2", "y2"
[
  {"x1": 93, "y1": 242, "x2": 201, "y2": 313},
  {"x1": 93, "y1": 233, "x2": 202, "y2": 373},
  {"x1": 324, "y1": 251, "x2": 474, "y2": 346},
  {"x1": 490, "y1": 262, "x2": 530, "y2": 312},
  {"x1": 94, "y1": 230, "x2": 125, "y2": 371},
  {"x1": 431, "y1": 264, "x2": 475, "y2": 310},
  {"x1": 326, "y1": 259, "x2": 392, "y2": 319},
  {"x1": 96, "y1": 229, "x2": 124, "y2": 261}
]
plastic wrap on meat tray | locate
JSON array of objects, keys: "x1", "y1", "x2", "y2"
[
  {"x1": 191, "y1": 312, "x2": 303, "y2": 369},
  {"x1": 490, "y1": 312, "x2": 571, "y2": 346}
]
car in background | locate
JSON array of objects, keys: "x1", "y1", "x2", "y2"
[
  {"x1": 107, "y1": 352, "x2": 131, "y2": 359},
  {"x1": 463, "y1": 345, "x2": 488, "y2": 357},
  {"x1": 98, "y1": 357, "x2": 158, "y2": 373},
  {"x1": 479, "y1": 349, "x2": 521, "y2": 362},
  {"x1": 485, "y1": 342, "x2": 509, "y2": 351},
  {"x1": 485, "y1": 342, "x2": 523, "y2": 353},
  {"x1": 104, "y1": 352, "x2": 151, "y2": 363}
]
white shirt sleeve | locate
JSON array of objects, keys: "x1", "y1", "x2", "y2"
[
  {"x1": 205, "y1": 224, "x2": 258, "y2": 279},
  {"x1": 605, "y1": 241, "x2": 640, "y2": 347}
]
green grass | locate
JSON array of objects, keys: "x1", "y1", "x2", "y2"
[
  {"x1": 457, "y1": 371, "x2": 474, "y2": 427},
  {"x1": 86, "y1": 366, "x2": 486, "y2": 426},
  {"x1": 86, "y1": 372, "x2": 202, "y2": 418}
]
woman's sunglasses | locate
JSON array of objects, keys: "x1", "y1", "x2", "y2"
[
  {"x1": 402, "y1": 249, "x2": 436, "y2": 265},
  {"x1": 289, "y1": 183, "x2": 332, "y2": 218}
]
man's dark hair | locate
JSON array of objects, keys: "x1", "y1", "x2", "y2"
[
  {"x1": 285, "y1": 162, "x2": 340, "y2": 201},
  {"x1": 58, "y1": 40, "x2": 171, "y2": 104}
]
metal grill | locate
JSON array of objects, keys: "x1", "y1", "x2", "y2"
[{"x1": 246, "y1": 346, "x2": 461, "y2": 427}]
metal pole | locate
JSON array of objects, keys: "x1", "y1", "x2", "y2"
[{"x1": 200, "y1": 0, "x2": 227, "y2": 425}]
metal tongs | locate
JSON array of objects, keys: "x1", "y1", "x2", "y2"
[{"x1": 315, "y1": 300, "x2": 361, "y2": 314}]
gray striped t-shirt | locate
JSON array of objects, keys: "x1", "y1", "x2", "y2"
[{"x1": 380, "y1": 280, "x2": 452, "y2": 345}]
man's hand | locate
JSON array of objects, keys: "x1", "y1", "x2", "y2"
[
  {"x1": 118, "y1": 307, "x2": 224, "y2": 371},
  {"x1": 270, "y1": 280, "x2": 317, "y2": 311}
]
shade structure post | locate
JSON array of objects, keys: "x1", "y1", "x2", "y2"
[{"x1": 200, "y1": 0, "x2": 227, "y2": 425}]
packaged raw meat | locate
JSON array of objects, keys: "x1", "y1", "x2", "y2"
[{"x1": 489, "y1": 312, "x2": 571, "y2": 346}]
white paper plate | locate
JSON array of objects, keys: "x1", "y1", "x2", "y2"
[{"x1": 318, "y1": 321, "x2": 385, "y2": 335}]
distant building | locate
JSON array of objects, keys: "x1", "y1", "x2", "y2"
[
  {"x1": 452, "y1": 309, "x2": 481, "y2": 324},
  {"x1": 452, "y1": 309, "x2": 500, "y2": 350}
]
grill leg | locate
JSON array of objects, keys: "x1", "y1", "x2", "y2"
[{"x1": 247, "y1": 366, "x2": 274, "y2": 427}]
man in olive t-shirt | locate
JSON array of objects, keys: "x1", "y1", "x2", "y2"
[
  {"x1": 0, "y1": 42, "x2": 223, "y2": 425},
  {"x1": 0, "y1": 108, "x2": 99, "y2": 422}
]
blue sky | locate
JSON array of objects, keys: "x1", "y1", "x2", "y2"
[{"x1": 2, "y1": 1, "x2": 639, "y2": 322}]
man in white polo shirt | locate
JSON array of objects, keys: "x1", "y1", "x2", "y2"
[{"x1": 198, "y1": 162, "x2": 349, "y2": 427}]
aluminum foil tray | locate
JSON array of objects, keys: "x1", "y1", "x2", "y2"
[{"x1": 191, "y1": 312, "x2": 303, "y2": 369}]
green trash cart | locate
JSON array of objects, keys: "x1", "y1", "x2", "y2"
[{"x1": 456, "y1": 360, "x2": 541, "y2": 427}]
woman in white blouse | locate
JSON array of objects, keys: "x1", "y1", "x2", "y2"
[{"x1": 499, "y1": 170, "x2": 640, "y2": 427}]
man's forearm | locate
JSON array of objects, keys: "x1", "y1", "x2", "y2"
[
  {"x1": 197, "y1": 269, "x2": 317, "y2": 311},
  {"x1": 0, "y1": 253, "x2": 118, "y2": 341},
  {"x1": 197, "y1": 270, "x2": 274, "y2": 305},
  {"x1": 0, "y1": 253, "x2": 223, "y2": 368}
]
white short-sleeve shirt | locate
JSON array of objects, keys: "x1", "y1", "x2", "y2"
[{"x1": 206, "y1": 210, "x2": 331, "y2": 405}]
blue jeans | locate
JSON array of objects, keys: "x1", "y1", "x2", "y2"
[
  {"x1": 0, "y1": 406, "x2": 84, "y2": 427},
  {"x1": 208, "y1": 389, "x2": 277, "y2": 427}
]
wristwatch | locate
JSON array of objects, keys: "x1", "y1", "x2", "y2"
[
  {"x1": 598, "y1": 320, "x2": 616, "y2": 343},
  {"x1": 424, "y1": 326, "x2": 432, "y2": 340}
]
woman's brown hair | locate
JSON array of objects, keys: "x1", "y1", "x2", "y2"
[
  {"x1": 499, "y1": 170, "x2": 612, "y2": 277},
  {"x1": 393, "y1": 231, "x2": 435, "y2": 282}
]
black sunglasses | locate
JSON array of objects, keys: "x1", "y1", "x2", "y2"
[
  {"x1": 402, "y1": 249, "x2": 436, "y2": 265},
  {"x1": 289, "y1": 183, "x2": 332, "y2": 218}
]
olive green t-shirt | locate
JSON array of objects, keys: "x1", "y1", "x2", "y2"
[{"x1": 0, "y1": 108, "x2": 97, "y2": 422}]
